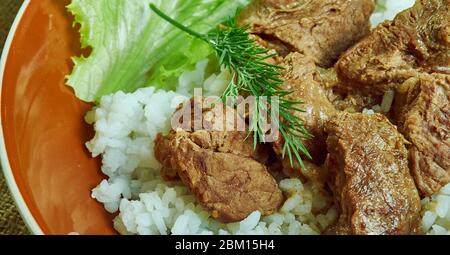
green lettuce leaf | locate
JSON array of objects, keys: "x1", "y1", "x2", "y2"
[{"x1": 67, "y1": 0, "x2": 249, "y2": 102}]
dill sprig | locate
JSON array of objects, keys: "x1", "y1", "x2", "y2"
[{"x1": 150, "y1": 4, "x2": 312, "y2": 168}]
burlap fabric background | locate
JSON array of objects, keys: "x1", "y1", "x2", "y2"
[{"x1": 0, "y1": 0, "x2": 29, "y2": 235}]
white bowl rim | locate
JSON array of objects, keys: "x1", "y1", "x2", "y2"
[{"x1": 0, "y1": 0, "x2": 44, "y2": 235}]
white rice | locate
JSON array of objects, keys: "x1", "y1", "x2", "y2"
[
  {"x1": 87, "y1": 59, "x2": 336, "y2": 235},
  {"x1": 364, "y1": 89, "x2": 395, "y2": 114},
  {"x1": 86, "y1": 1, "x2": 449, "y2": 235},
  {"x1": 421, "y1": 183, "x2": 450, "y2": 235}
]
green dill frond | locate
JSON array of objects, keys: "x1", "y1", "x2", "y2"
[{"x1": 150, "y1": 4, "x2": 313, "y2": 168}]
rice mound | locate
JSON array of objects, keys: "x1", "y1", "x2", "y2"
[
  {"x1": 87, "y1": 61, "x2": 336, "y2": 235},
  {"x1": 86, "y1": 1, "x2": 449, "y2": 235}
]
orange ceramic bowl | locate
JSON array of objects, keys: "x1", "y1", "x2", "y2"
[{"x1": 1, "y1": 0, "x2": 116, "y2": 234}]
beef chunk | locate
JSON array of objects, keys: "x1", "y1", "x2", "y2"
[
  {"x1": 317, "y1": 67, "x2": 382, "y2": 112},
  {"x1": 394, "y1": 74, "x2": 450, "y2": 197},
  {"x1": 156, "y1": 130, "x2": 269, "y2": 181},
  {"x1": 155, "y1": 98, "x2": 283, "y2": 222},
  {"x1": 251, "y1": 34, "x2": 293, "y2": 58},
  {"x1": 337, "y1": 0, "x2": 450, "y2": 96},
  {"x1": 156, "y1": 98, "x2": 270, "y2": 181},
  {"x1": 324, "y1": 113, "x2": 421, "y2": 235},
  {"x1": 238, "y1": 0, "x2": 375, "y2": 67},
  {"x1": 274, "y1": 53, "x2": 338, "y2": 164}
]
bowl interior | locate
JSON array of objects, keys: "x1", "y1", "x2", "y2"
[{"x1": 1, "y1": 0, "x2": 115, "y2": 234}]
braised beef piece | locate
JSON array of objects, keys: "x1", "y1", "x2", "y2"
[
  {"x1": 393, "y1": 74, "x2": 450, "y2": 197},
  {"x1": 273, "y1": 53, "x2": 338, "y2": 165},
  {"x1": 337, "y1": 0, "x2": 450, "y2": 96},
  {"x1": 154, "y1": 98, "x2": 283, "y2": 223},
  {"x1": 239, "y1": 0, "x2": 375, "y2": 67},
  {"x1": 156, "y1": 130, "x2": 270, "y2": 181},
  {"x1": 324, "y1": 113, "x2": 421, "y2": 235},
  {"x1": 273, "y1": 54, "x2": 378, "y2": 183},
  {"x1": 251, "y1": 34, "x2": 293, "y2": 58},
  {"x1": 315, "y1": 67, "x2": 382, "y2": 112}
]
